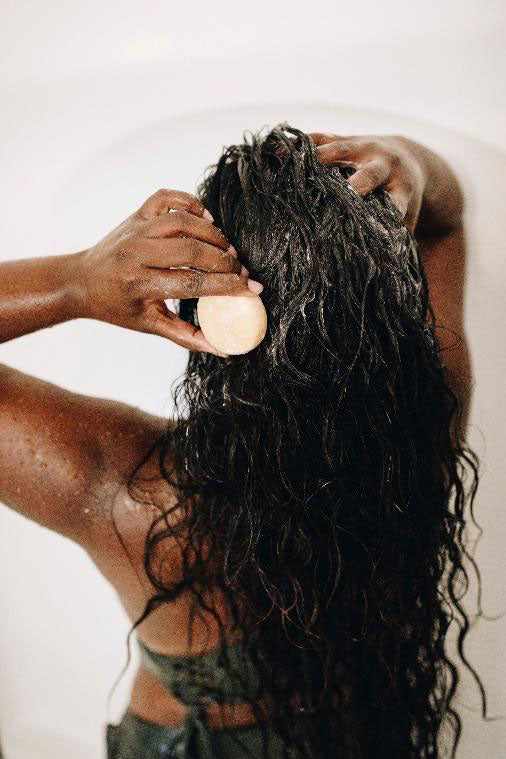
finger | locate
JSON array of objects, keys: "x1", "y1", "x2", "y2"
[
  {"x1": 347, "y1": 158, "x2": 390, "y2": 196},
  {"x1": 308, "y1": 132, "x2": 351, "y2": 147},
  {"x1": 129, "y1": 237, "x2": 241, "y2": 274},
  {"x1": 145, "y1": 210, "x2": 229, "y2": 251},
  {"x1": 137, "y1": 188, "x2": 213, "y2": 221},
  {"x1": 135, "y1": 269, "x2": 262, "y2": 300},
  {"x1": 315, "y1": 140, "x2": 365, "y2": 166},
  {"x1": 142, "y1": 302, "x2": 228, "y2": 356}
]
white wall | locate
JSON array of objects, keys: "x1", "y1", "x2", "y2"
[{"x1": 0, "y1": 2, "x2": 505, "y2": 757}]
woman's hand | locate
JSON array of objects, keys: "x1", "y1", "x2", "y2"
[
  {"x1": 77, "y1": 189, "x2": 263, "y2": 355},
  {"x1": 309, "y1": 133, "x2": 426, "y2": 234}
]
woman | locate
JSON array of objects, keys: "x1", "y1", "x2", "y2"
[{"x1": 0, "y1": 125, "x2": 482, "y2": 758}]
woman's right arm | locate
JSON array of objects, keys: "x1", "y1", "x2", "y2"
[{"x1": 0, "y1": 189, "x2": 261, "y2": 544}]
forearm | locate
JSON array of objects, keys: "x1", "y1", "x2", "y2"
[
  {"x1": 419, "y1": 223, "x2": 473, "y2": 437},
  {"x1": 0, "y1": 252, "x2": 85, "y2": 343},
  {"x1": 390, "y1": 136, "x2": 464, "y2": 240},
  {"x1": 389, "y1": 137, "x2": 472, "y2": 429},
  {"x1": 447, "y1": 330, "x2": 473, "y2": 438}
]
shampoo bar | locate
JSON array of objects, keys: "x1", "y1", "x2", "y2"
[{"x1": 197, "y1": 295, "x2": 267, "y2": 355}]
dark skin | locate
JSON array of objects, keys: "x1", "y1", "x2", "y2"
[{"x1": 0, "y1": 135, "x2": 472, "y2": 730}]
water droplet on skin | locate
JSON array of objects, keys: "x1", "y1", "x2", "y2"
[{"x1": 125, "y1": 497, "x2": 141, "y2": 513}]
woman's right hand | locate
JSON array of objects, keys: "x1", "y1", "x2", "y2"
[{"x1": 76, "y1": 189, "x2": 263, "y2": 355}]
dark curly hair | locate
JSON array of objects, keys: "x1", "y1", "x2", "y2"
[{"x1": 130, "y1": 125, "x2": 485, "y2": 758}]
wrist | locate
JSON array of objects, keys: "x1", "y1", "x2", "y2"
[
  {"x1": 389, "y1": 135, "x2": 464, "y2": 239},
  {"x1": 59, "y1": 250, "x2": 92, "y2": 320}
]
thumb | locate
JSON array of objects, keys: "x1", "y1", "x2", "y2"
[{"x1": 142, "y1": 301, "x2": 228, "y2": 356}]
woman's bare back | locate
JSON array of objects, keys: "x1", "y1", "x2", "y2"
[{"x1": 79, "y1": 418, "x2": 252, "y2": 728}]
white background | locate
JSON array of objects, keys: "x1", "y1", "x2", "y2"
[{"x1": 0, "y1": 1, "x2": 505, "y2": 757}]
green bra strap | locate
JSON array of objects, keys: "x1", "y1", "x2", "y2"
[{"x1": 138, "y1": 638, "x2": 262, "y2": 704}]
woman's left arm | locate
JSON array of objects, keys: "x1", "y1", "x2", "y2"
[{"x1": 311, "y1": 132, "x2": 472, "y2": 432}]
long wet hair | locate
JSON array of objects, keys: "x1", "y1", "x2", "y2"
[{"x1": 131, "y1": 125, "x2": 485, "y2": 757}]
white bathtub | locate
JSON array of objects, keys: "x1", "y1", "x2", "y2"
[{"x1": 1, "y1": 4, "x2": 505, "y2": 757}]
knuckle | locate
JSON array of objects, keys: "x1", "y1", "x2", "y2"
[
  {"x1": 232, "y1": 256, "x2": 242, "y2": 275},
  {"x1": 120, "y1": 280, "x2": 150, "y2": 312},
  {"x1": 113, "y1": 246, "x2": 131, "y2": 263},
  {"x1": 168, "y1": 209, "x2": 188, "y2": 233},
  {"x1": 213, "y1": 226, "x2": 229, "y2": 247},
  {"x1": 390, "y1": 151, "x2": 402, "y2": 170},
  {"x1": 221, "y1": 250, "x2": 240, "y2": 273},
  {"x1": 187, "y1": 194, "x2": 203, "y2": 213},
  {"x1": 323, "y1": 140, "x2": 352, "y2": 158},
  {"x1": 139, "y1": 188, "x2": 173, "y2": 218},
  {"x1": 229, "y1": 273, "x2": 247, "y2": 292},
  {"x1": 183, "y1": 237, "x2": 201, "y2": 267},
  {"x1": 339, "y1": 140, "x2": 355, "y2": 154},
  {"x1": 122, "y1": 275, "x2": 143, "y2": 294},
  {"x1": 364, "y1": 165, "x2": 382, "y2": 185},
  {"x1": 362, "y1": 140, "x2": 378, "y2": 154},
  {"x1": 185, "y1": 268, "x2": 205, "y2": 295}
]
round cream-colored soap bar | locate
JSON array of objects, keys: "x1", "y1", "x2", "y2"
[{"x1": 197, "y1": 295, "x2": 267, "y2": 355}]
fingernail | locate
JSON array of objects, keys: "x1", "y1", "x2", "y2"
[
  {"x1": 247, "y1": 279, "x2": 263, "y2": 294},
  {"x1": 203, "y1": 209, "x2": 214, "y2": 221},
  {"x1": 240, "y1": 265, "x2": 249, "y2": 279},
  {"x1": 227, "y1": 244, "x2": 238, "y2": 258}
]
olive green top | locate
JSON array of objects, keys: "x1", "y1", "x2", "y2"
[{"x1": 134, "y1": 638, "x2": 267, "y2": 758}]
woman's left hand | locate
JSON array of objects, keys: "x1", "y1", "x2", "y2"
[{"x1": 309, "y1": 133, "x2": 425, "y2": 234}]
